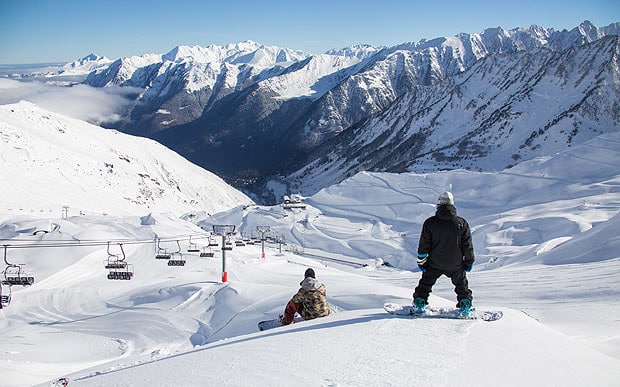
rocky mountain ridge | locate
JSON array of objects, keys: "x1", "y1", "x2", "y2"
[{"x1": 273, "y1": 35, "x2": 620, "y2": 197}]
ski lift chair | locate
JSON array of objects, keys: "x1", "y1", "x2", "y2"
[
  {"x1": 187, "y1": 235, "x2": 200, "y2": 253},
  {"x1": 207, "y1": 235, "x2": 219, "y2": 247},
  {"x1": 200, "y1": 246, "x2": 214, "y2": 258},
  {"x1": 155, "y1": 239, "x2": 172, "y2": 260},
  {"x1": 2, "y1": 266, "x2": 35, "y2": 286},
  {"x1": 104, "y1": 242, "x2": 128, "y2": 269},
  {"x1": 107, "y1": 264, "x2": 134, "y2": 280},
  {"x1": 105, "y1": 243, "x2": 134, "y2": 280},
  {"x1": 0, "y1": 282, "x2": 11, "y2": 308},
  {"x1": 2, "y1": 247, "x2": 35, "y2": 286},
  {"x1": 223, "y1": 237, "x2": 233, "y2": 251},
  {"x1": 168, "y1": 240, "x2": 186, "y2": 266}
]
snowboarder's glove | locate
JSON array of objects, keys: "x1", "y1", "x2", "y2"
[
  {"x1": 417, "y1": 253, "x2": 428, "y2": 272},
  {"x1": 464, "y1": 261, "x2": 473, "y2": 272}
]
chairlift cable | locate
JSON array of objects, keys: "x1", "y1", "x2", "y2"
[{"x1": 0, "y1": 231, "x2": 217, "y2": 250}]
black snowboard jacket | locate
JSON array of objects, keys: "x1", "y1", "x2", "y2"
[{"x1": 418, "y1": 205, "x2": 475, "y2": 271}]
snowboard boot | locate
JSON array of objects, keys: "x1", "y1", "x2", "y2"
[
  {"x1": 413, "y1": 297, "x2": 426, "y2": 314},
  {"x1": 459, "y1": 299, "x2": 472, "y2": 318}
]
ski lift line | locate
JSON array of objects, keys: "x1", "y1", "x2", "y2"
[
  {"x1": 3, "y1": 229, "x2": 220, "y2": 242},
  {"x1": 0, "y1": 234, "x2": 203, "y2": 243},
  {"x1": 0, "y1": 232, "x2": 220, "y2": 250},
  {"x1": 1, "y1": 232, "x2": 214, "y2": 244},
  {"x1": 299, "y1": 251, "x2": 368, "y2": 268}
]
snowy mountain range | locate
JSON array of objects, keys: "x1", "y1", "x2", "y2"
[
  {"x1": 71, "y1": 21, "x2": 620, "y2": 203},
  {"x1": 4, "y1": 21, "x2": 620, "y2": 204},
  {"x1": 276, "y1": 34, "x2": 620, "y2": 195},
  {"x1": 0, "y1": 101, "x2": 251, "y2": 217},
  {"x1": 0, "y1": 54, "x2": 112, "y2": 84}
]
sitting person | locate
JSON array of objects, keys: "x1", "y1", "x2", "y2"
[{"x1": 281, "y1": 268, "x2": 330, "y2": 325}]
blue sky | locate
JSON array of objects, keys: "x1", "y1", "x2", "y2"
[{"x1": 1, "y1": 0, "x2": 618, "y2": 64}]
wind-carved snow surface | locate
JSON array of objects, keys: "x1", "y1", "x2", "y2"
[{"x1": 0, "y1": 106, "x2": 619, "y2": 385}]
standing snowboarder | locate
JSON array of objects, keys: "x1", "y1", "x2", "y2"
[
  {"x1": 280, "y1": 268, "x2": 330, "y2": 325},
  {"x1": 412, "y1": 191, "x2": 475, "y2": 317}
]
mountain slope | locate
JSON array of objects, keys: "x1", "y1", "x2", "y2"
[{"x1": 0, "y1": 101, "x2": 252, "y2": 216}]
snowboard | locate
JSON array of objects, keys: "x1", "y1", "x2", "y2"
[
  {"x1": 258, "y1": 316, "x2": 304, "y2": 331},
  {"x1": 384, "y1": 302, "x2": 503, "y2": 322},
  {"x1": 258, "y1": 304, "x2": 340, "y2": 331}
]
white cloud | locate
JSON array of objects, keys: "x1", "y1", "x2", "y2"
[{"x1": 0, "y1": 78, "x2": 142, "y2": 126}]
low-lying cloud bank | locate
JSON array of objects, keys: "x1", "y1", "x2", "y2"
[{"x1": 0, "y1": 78, "x2": 141, "y2": 126}]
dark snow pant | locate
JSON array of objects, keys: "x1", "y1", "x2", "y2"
[
  {"x1": 281, "y1": 299, "x2": 301, "y2": 325},
  {"x1": 413, "y1": 267, "x2": 472, "y2": 307}
]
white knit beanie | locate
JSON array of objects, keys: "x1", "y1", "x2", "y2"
[{"x1": 437, "y1": 191, "x2": 454, "y2": 205}]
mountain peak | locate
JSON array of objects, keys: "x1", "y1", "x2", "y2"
[
  {"x1": 325, "y1": 44, "x2": 383, "y2": 59},
  {"x1": 80, "y1": 53, "x2": 107, "y2": 62},
  {"x1": 163, "y1": 45, "x2": 217, "y2": 63},
  {"x1": 60, "y1": 53, "x2": 112, "y2": 73},
  {"x1": 576, "y1": 19, "x2": 602, "y2": 39}
]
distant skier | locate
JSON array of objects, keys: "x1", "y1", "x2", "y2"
[
  {"x1": 280, "y1": 268, "x2": 330, "y2": 325},
  {"x1": 412, "y1": 191, "x2": 475, "y2": 317}
]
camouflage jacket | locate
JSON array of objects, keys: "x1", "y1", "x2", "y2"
[{"x1": 291, "y1": 277, "x2": 330, "y2": 320}]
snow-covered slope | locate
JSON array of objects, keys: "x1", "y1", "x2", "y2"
[
  {"x1": 0, "y1": 101, "x2": 252, "y2": 216},
  {"x1": 306, "y1": 132, "x2": 620, "y2": 267},
  {"x1": 0, "y1": 130, "x2": 618, "y2": 386},
  {"x1": 260, "y1": 53, "x2": 367, "y2": 100}
]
